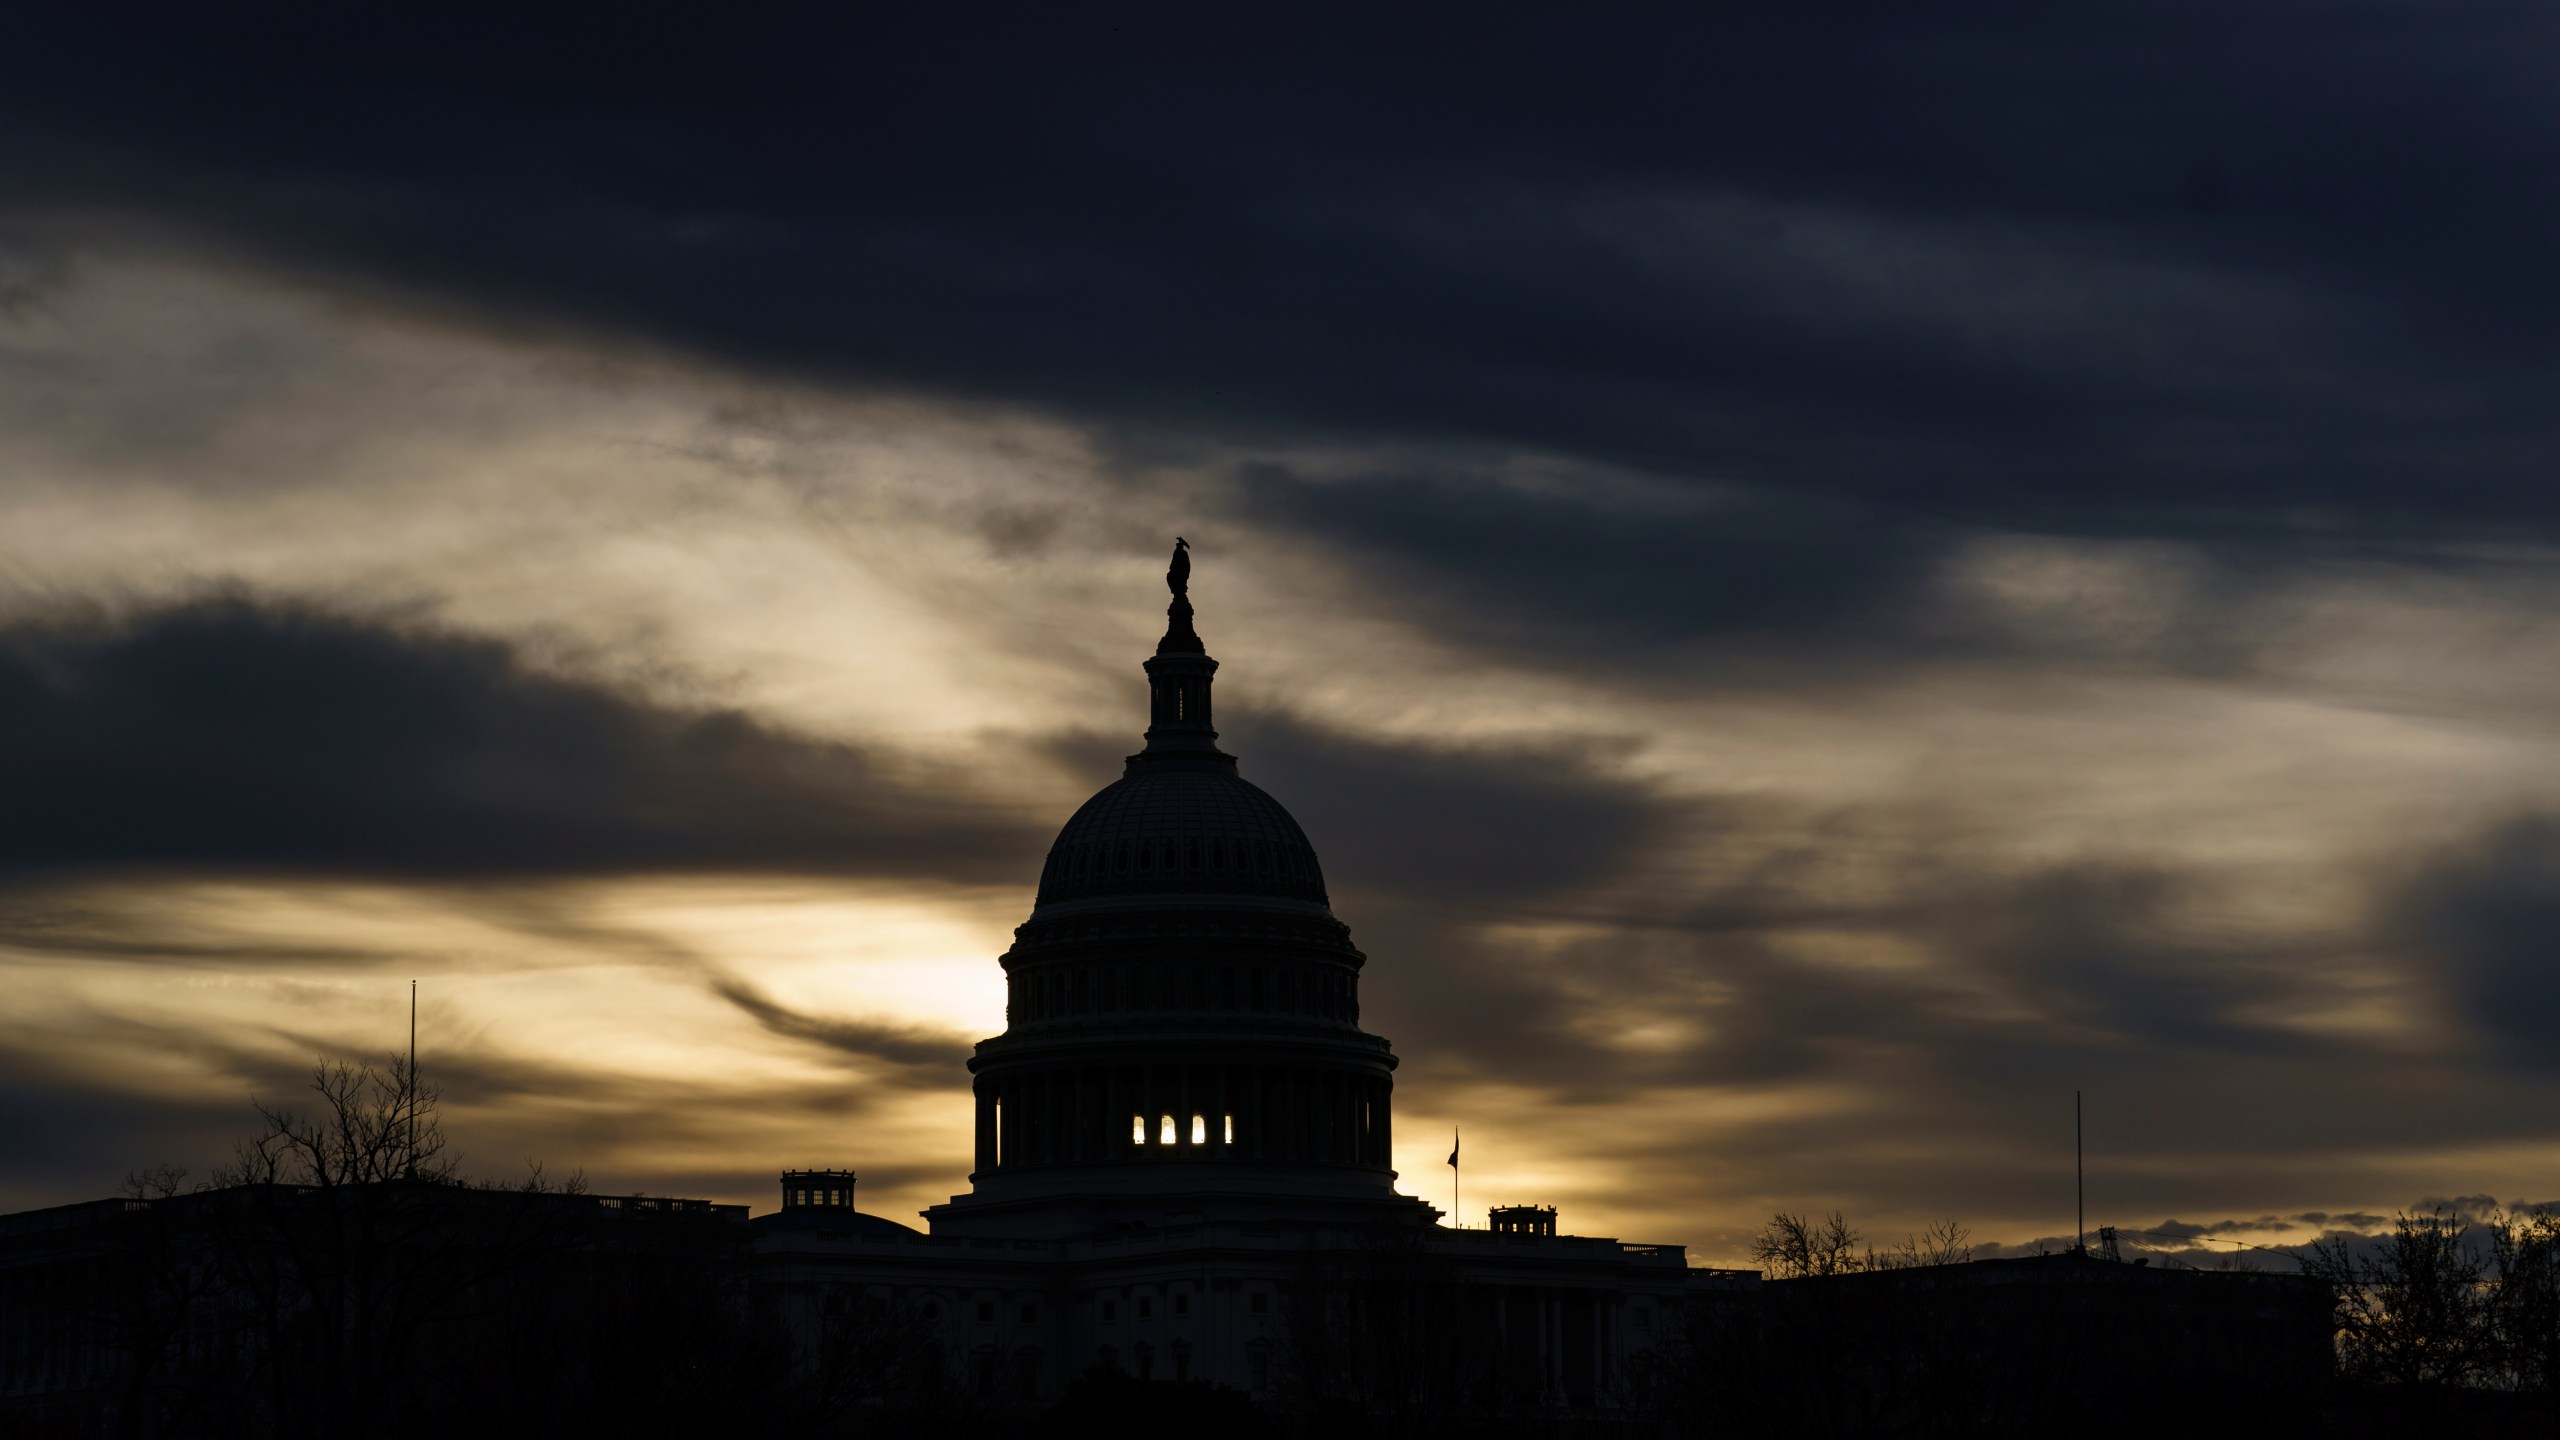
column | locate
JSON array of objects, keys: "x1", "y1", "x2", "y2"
[
  {"x1": 997, "y1": 1077, "x2": 1014, "y2": 1169},
  {"x1": 974, "y1": 1082, "x2": 997, "y2": 1173}
]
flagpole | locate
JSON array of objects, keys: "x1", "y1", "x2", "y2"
[{"x1": 1448, "y1": 1124, "x2": 1460, "y2": 1228}]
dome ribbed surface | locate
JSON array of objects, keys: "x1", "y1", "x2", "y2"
[{"x1": 1034, "y1": 766, "x2": 1328, "y2": 907}]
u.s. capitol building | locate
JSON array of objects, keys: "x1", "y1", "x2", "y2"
[{"x1": 750, "y1": 543, "x2": 1708, "y2": 1404}]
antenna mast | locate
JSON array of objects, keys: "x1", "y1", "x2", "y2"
[
  {"x1": 2075, "y1": 1089, "x2": 2084, "y2": 1255},
  {"x1": 408, "y1": 979, "x2": 418, "y2": 1180}
]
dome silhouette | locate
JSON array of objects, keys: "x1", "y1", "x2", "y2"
[{"x1": 1034, "y1": 765, "x2": 1328, "y2": 908}]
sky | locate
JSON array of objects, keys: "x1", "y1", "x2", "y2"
[{"x1": 6, "y1": 3, "x2": 2560, "y2": 1267}]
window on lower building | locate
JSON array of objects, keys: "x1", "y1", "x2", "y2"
[
  {"x1": 1020, "y1": 1303, "x2": 1038, "y2": 1324},
  {"x1": 1190, "y1": 1113, "x2": 1206, "y2": 1144},
  {"x1": 1101, "y1": 1300, "x2": 1117, "y2": 1323},
  {"x1": 1131, "y1": 1113, "x2": 1146, "y2": 1144},
  {"x1": 1635, "y1": 1306, "x2": 1653, "y2": 1330},
  {"x1": 1173, "y1": 1294, "x2": 1190, "y2": 1318},
  {"x1": 1249, "y1": 1292, "x2": 1269, "y2": 1315},
  {"x1": 1159, "y1": 1114, "x2": 1176, "y2": 1145},
  {"x1": 1137, "y1": 1298, "x2": 1153, "y2": 1319},
  {"x1": 976, "y1": 1301, "x2": 994, "y2": 1323}
]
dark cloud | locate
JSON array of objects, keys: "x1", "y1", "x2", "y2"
[
  {"x1": 6, "y1": 4, "x2": 2559, "y2": 551},
  {"x1": 707, "y1": 974, "x2": 972, "y2": 1083},
  {"x1": 2390, "y1": 815, "x2": 2560, "y2": 1070},
  {"x1": 1236, "y1": 714, "x2": 1668, "y2": 909},
  {"x1": 1235, "y1": 462, "x2": 1954, "y2": 660},
  {"x1": 0, "y1": 1045, "x2": 270, "y2": 1209},
  {"x1": 0, "y1": 592, "x2": 1045, "y2": 882}
]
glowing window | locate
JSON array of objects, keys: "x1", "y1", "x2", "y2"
[
  {"x1": 1131, "y1": 1115, "x2": 1146, "y2": 1144},
  {"x1": 1224, "y1": 1113, "x2": 1235, "y2": 1144},
  {"x1": 1160, "y1": 1114, "x2": 1177, "y2": 1145},
  {"x1": 1191, "y1": 1114, "x2": 1206, "y2": 1144}
]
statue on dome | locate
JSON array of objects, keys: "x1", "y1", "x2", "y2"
[{"x1": 1168, "y1": 537, "x2": 1191, "y2": 598}]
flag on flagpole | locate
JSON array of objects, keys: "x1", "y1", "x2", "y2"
[{"x1": 1446, "y1": 1127, "x2": 1459, "y2": 1167}]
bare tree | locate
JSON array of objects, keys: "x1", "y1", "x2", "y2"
[
  {"x1": 2485, "y1": 1208, "x2": 2560, "y2": 1394},
  {"x1": 2304, "y1": 1208, "x2": 2492, "y2": 1391},
  {"x1": 1873, "y1": 1219, "x2": 1973, "y2": 1271},
  {"x1": 95, "y1": 1055, "x2": 609, "y2": 1439},
  {"x1": 1753, "y1": 1211, "x2": 1866, "y2": 1278}
]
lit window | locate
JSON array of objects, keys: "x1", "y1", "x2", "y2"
[
  {"x1": 1224, "y1": 1113, "x2": 1235, "y2": 1144},
  {"x1": 1160, "y1": 1114, "x2": 1176, "y2": 1145},
  {"x1": 1191, "y1": 1114, "x2": 1206, "y2": 1144},
  {"x1": 1131, "y1": 1114, "x2": 1146, "y2": 1144}
]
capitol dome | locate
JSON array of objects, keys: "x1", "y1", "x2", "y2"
[
  {"x1": 1034, "y1": 766, "x2": 1328, "y2": 908},
  {"x1": 927, "y1": 540, "x2": 1422, "y2": 1237}
]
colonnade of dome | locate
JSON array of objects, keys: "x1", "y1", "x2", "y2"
[{"x1": 977, "y1": 1063, "x2": 1392, "y2": 1171}]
